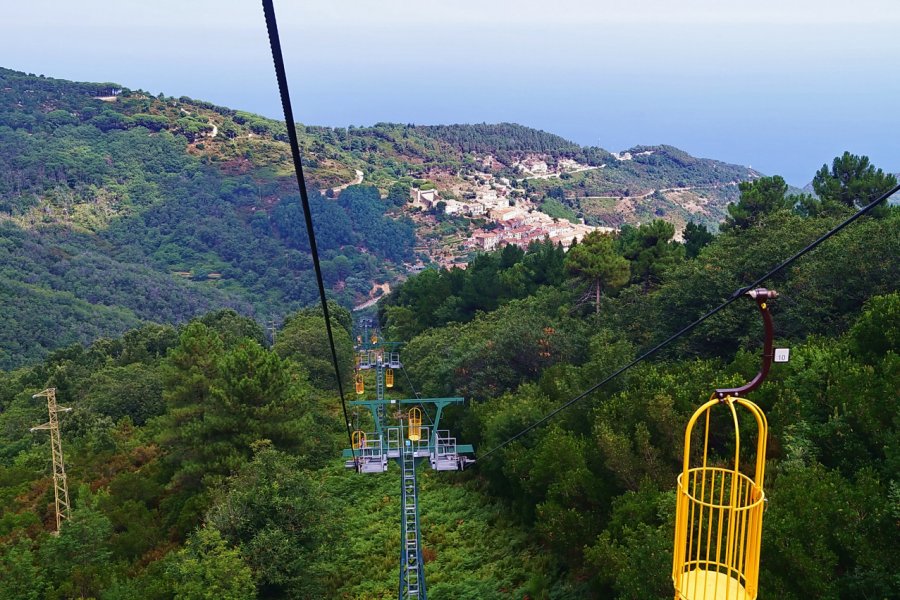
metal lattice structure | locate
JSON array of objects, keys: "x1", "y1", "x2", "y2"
[
  {"x1": 672, "y1": 289, "x2": 779, "y2": 600},
  {"x1": 30, "y1": 388, "x2": 72, "y2": 533},
  {"x1": 344, "y1": 330, "x2": 474, "y2": 600},
  {"x1": 400, "y1": 424, "x2": 426, "y2": 599}
]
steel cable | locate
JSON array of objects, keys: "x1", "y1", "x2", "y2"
[
  {"x1": 477, "y1": 183, "x2": 900, "y2": 462},
  {"x1": 261, "y1": 0, "x2": 355, "y2": 455}
]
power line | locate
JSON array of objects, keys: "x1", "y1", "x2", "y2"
[
  {"x1": 261, "y1": 0, "x2": 355, "y2": 454},
  {"x1": 478, "y1": 184, "x2": 900, "y2": 462}
]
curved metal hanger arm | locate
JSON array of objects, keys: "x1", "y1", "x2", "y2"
[{"x1": 715, "y1": 288, "x2": 778, "y2": 399}]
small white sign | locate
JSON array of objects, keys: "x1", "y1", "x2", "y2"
[{"x1": 774, "y1": 348, "x2": 790, "y2": 363}]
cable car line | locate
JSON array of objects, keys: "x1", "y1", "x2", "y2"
[
  {"x1": 401, "y1": 365, "x2": 422, "y2": 400},
  {"x1": 260, "y1": 0, "x2": 355, "y2": 455},
  {"x1": 254, "y1": 2, "x2": 897, "y2": 596},
  {"x1": 477, "y1": 182, "x2": 900, "y2": 462},
  {"x1": 259, "y1": 0, "x2": 899, "y2": 481},
  {"x1": 401, "y1": 366, "x2": 439, "y2": 431}
]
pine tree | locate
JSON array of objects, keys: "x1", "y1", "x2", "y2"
[{"x1": 564, "y1": 231, "x2": 629, "y2": 314}]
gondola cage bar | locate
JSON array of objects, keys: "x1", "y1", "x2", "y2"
[{"x1": 672, "y1": 289, "x2": 778, "y2": 600}]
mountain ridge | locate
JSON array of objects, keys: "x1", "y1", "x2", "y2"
[{"x1": 0, "y1": 66, "x2": 757, "y2": 366}]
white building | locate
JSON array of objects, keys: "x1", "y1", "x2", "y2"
[{"x1": 411, "y1": 188, "x2": 438, "y2": 208}]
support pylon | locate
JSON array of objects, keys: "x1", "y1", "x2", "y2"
[
  {"x1": 399, "y1": 420, "x2": 426, "y2": 599},
  {"x1": 345, "y1": 328, "x2": 475, "y2": 600},
  {"x1": 30, "y1": 388, "x2": 72, "y2": 533}
]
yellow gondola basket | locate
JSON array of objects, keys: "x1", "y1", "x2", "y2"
[
  {"x1": 408, "y1": 407, "x2": 422, "y2": 442},
  {"x1": 672, "y1": 394, "x2": 767, "y2": 600},
  {"x1": 386, "y1": 368, "x2": 394, "y2": 388}
]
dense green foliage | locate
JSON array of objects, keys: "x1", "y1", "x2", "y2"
[
  {"x1": 380, "y1": 240, "x2": 567, "y2": 338},
  {"x1": 682, "y1": 221, "x2": 714, "y2": 258},
  {"x1": 3, "y1": 249, "x2": 891, "y2": 597},
  {"x1": 414, "y1": 122, "x2": 613, "y2": 169},
  {"x1": 272, "y1": 302, "x2": 354, "y2": 390},
  {"x1": 539, "y1": 198, "x2": 579, "y2": 223},
  {"x1": 721, "y1": 175, "x2": 793, "y2": 231},
  {"x1": 812, "y1": 151, "x2": 898, "y2": 210},
  {"x1": 0, "y1": 254, "x2": 895, "y2": 599},
  {"x1": 567, "y1": 231, "x2": 630, "y2": 312},
  {"x1": 0, "y1": 68, "x2": 425, "y2": 367},
  {"x1": 381, "y1": 157, "x2": 897, "y2": 598},
  {"x1": 0, "y1": 68, "x2": 897, "y2": 599},
  {"x1": 0, "y1": 307, "x2": 570, "y2": 598}
]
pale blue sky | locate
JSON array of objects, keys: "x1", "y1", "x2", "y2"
[{"x1": 3, "y1": 0, "x2": 899, "y2": 185}]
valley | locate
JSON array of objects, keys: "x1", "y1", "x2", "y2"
[{"x1": 1, "y1": 67, "x2": 755, "y2": 364}]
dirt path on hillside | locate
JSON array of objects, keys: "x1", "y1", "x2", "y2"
[
  {"x1": 521, "y1": 165, "x2": 603, "y2": 181},
  {"x1": 327, "y1": 169, "x2": 364, "y2": 196},
  {"x1": 577, "y1": 181, "x2": 740, "y2": 201},
  {"x1": 353, "y1": 282, "x2": 391, "y2": 311}
]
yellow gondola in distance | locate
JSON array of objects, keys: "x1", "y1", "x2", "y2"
[
  {"x1": 352, "y1": 430, "x2": 366, "y2": 450},
  {"x1": 408, "y1": 407, "x2": 422, "y2": 442}
]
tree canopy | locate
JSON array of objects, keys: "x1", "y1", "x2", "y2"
[
  {"x1": 812, "y1": 151, "x2": 898, "y2": 209},
  {"x1": 722, "y1": 175, "x2": 792, "y2": 231},
  {"x1": 565, "y1": 231, "x2": 630, "y2": 313}
]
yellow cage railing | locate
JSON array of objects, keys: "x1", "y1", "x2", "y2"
[
  {"x1": 673, "y1": 394, "x2": 767, "y2": 600},
  {"x1": 408, "y1": 407, "x2": 422, "y2": 442}
]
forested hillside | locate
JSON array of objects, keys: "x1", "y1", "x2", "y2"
[
  {"x1": 0, "y1": 68, "x2": 415, "y2": 367},
  {"x1": 0, "y1": 67, "x2": 761, "y2": 367},
  {"x1": 381, "y1": 161, "x2": 899, "y2": 599},
  {"x1": 0, "y1": 150, "x2": 896, "y2": 598}
]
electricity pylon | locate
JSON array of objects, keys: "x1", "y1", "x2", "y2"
[{"x1": 30, "y1": 388, "x2": 72, "y2": 533}]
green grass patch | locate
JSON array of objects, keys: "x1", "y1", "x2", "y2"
[{"x1": 539, "y1": 198, "x2": 579, "y2": 223}]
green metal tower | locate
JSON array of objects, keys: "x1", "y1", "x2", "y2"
[{"x1": 345, "y1": 331, "x2": 474, "y2": 600}]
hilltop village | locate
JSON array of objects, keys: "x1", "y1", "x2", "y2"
[{"x1": 405, "y1": 155, "x2": 611, "y2": 270}]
